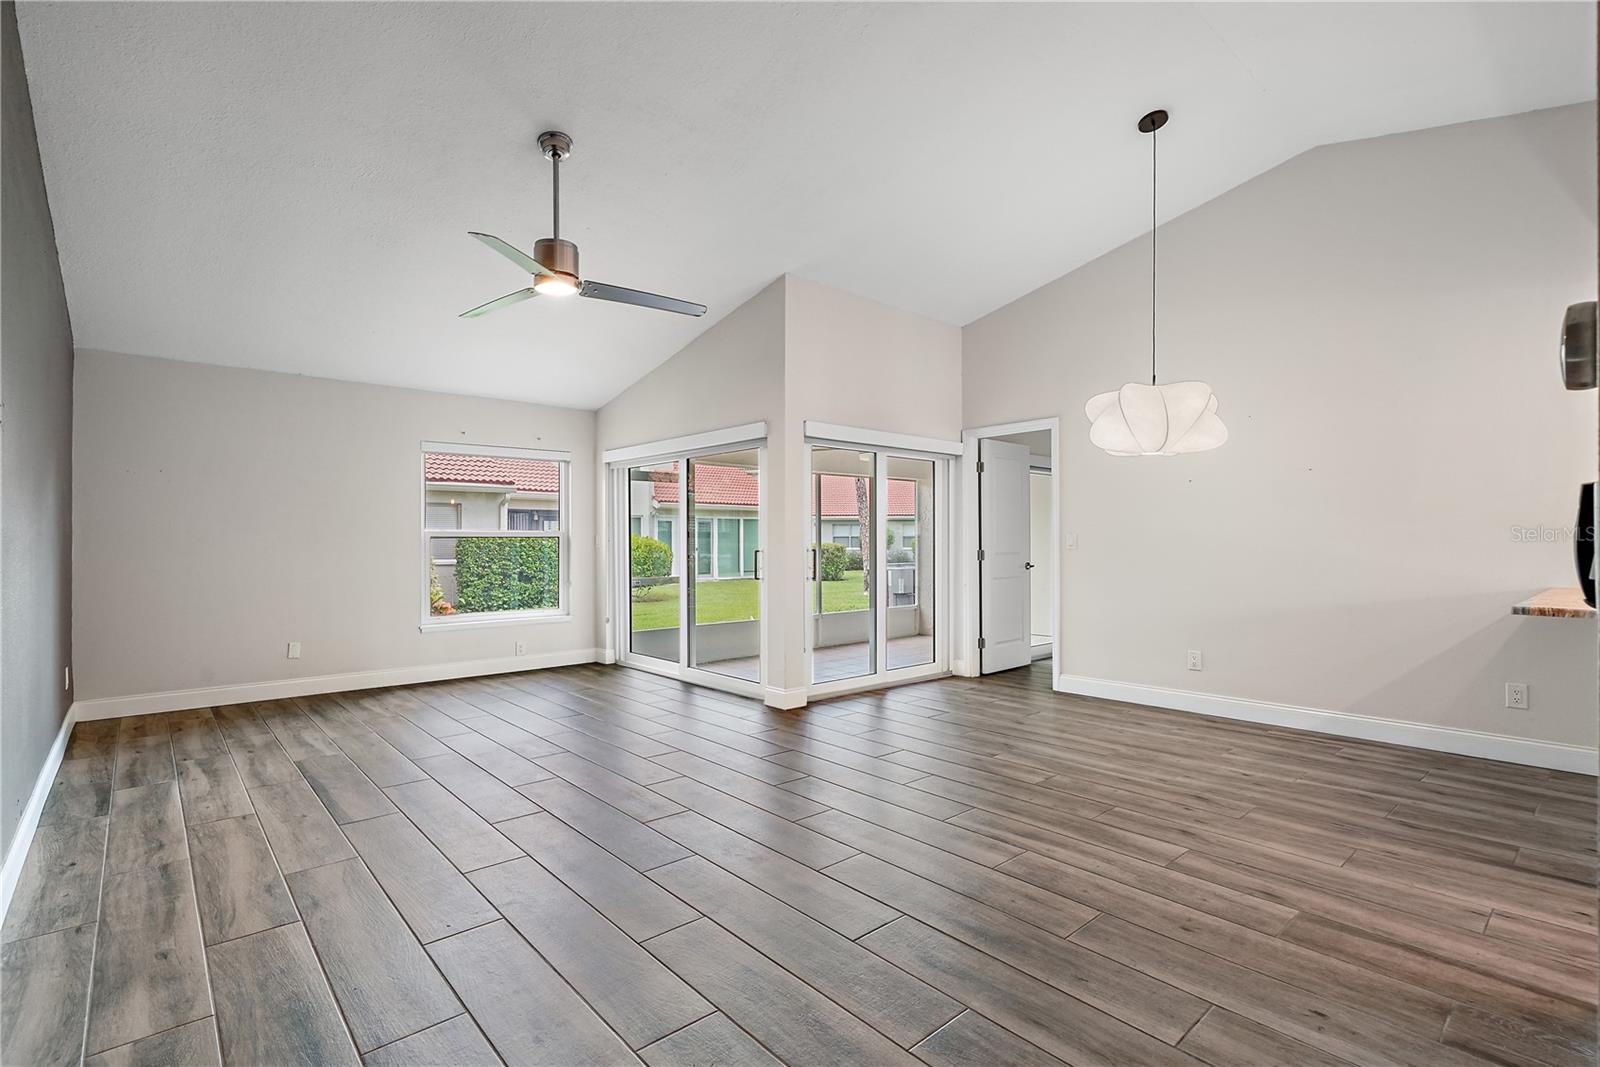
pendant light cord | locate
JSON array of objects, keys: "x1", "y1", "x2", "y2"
[
  {"x1": 1150, "y1": 124, "x2": 1157, "y2": 386},
  {"x1": 552, "y1": 155, "x2": 561, "y2": 242}
]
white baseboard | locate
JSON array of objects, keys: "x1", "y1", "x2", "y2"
[
  {"x1": 71, "y1": 648, "x2": 602, "y2": 721},
  {"x1": 1055, "y1": 673, "x2": 1598, "y2": 775},
  {"x1": 2, "y1": 704, "x2": 78, "y2": 926},
  {"x1": 763, "y1": 685, "x2": 808, "y2": 711}
]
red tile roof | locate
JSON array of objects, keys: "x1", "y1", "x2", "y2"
[
  {"x1": 648, "y1": 467, "x2": 913, "y2": 516},
  {"x1": 423, "y1": 453, "x2": 559, "y2": 494},
  {"x1": 426, "y1": 456, "x2": 915, "y2": 517}
]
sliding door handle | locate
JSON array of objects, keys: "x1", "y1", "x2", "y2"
[
  {"x1": 754, "y1": 550, "x2": 763, "y2": 581},
  {"x1": 807, "y1": 547, "x2": 817, "y2": 581}
]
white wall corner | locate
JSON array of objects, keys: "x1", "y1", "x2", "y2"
[
  {"x1": 1, "y1": 705, "x2": 79, "y2": 927},
  {"x1": 763, "y1": 685, "x2": 808, "y2": 711},
  {"x1": 71, "y1": 649, "x2": 602, "y2": 721},
  {"x1": 1055, "y1": 673, "x2": 1599, "y2": 775}
]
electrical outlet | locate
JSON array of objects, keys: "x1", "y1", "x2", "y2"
[
  {"x1": 515, "y1": 641, "x2": 528, "y2": 656},
  {"x1": 1065, "y1": 532, "x2": 1079, "y2": 550},
  {"x1": 1506, "y1": 682, "x2": 1529, "y2": 710},
  {"x1": 287, "y1": 642, "x2": 302, "y2": 660},
  {"x1": 1186, "y1": 650, "x2": 1203, "y2": 671}
]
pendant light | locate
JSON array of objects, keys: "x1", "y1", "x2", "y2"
[{"x1": 1085, "y1": 109, "x2": 1227, "y2": 456}]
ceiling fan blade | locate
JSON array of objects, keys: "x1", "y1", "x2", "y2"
[
  {"x1": 468, "y1": 232, "x2": 550, "y2": 276},
  {"x1": 580, "y1": 280, "x2": 706, "y2": 317},
  {"x1": 459, "y1": 287, "x2": 538, "y2": 318}
]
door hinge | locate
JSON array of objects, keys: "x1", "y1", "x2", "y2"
[
  {"x1": 977, "y1": 548, "x2": 985, "y2": 562},
  {"x1": 978, "y1": 637, "x2": 987, "y2": 650},
  {"x1": 976, "y1": 461, "x2": 985, "y2": 474}
]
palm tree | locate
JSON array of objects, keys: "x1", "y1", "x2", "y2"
[{"x1": 855, "y1": 478, "x2": 872, "y2": 595}]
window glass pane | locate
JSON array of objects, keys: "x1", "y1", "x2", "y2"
[
  {"x1": 741, "y1": 518, "x2": 758, "y2": 575},
  {"x1": 696, "y1": 519, "x2": 712, "y2": 577},
  {"x1": 688, "y1": 449, "x2": 761, "y2": 682},
  {"x1": 424, "y1": 449, "x2": 564, "y2": 620},
  {"x1": 716, "y1": 518, "x2": 740, "y2": 577},
  {"x1": 627, "y1": 461, "x2": 680, "y2": 662},
  {"x1": 424, "y1": 451, "x2": 561, "y2": 531},
  {"x1": 811, "y1": 447, "x2": 874, "y2": 683},
  {"x1": 424, "y1": 502, "x2": 461, "y2": 530},
  {"x1": 886, "y1": 458, "x2": 933, "y2": 670},
  {"x1": 429, "y1": 535, "x2": 558, "y2": 616}
]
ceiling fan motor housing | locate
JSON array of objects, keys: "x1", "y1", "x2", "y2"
[{"x1": 534, "y1": 237, "x2": 579, "y2": 278}]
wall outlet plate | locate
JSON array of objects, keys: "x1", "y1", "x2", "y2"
[
  {"x1": 515, "y1": 641, "x2": 528, "y2": 656},
  {"x1": 1186, "y1": 650, "x2": 1203, "y2": 671},
  {"x1": 1506, "y1": 682, "x2": 1529, "y2": 709},
  {"x1": 287, "y1": 642, "x2": 302, "y2": 660}
]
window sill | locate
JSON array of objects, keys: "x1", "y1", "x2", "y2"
[{"x1": 420, "y1": 612, "x2": 571, "y2": 633}]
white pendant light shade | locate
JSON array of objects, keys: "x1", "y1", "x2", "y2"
[
  {"x1": 1086, "y1": 108, "x2": 1228, "y2": 458},
  {"x1": 1085, "y1": 381, "x2": 1227, "y2": 456}
]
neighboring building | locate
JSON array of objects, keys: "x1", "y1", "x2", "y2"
[{"x1": 627, "y1": 465, "x2": 919, "y2": 581}]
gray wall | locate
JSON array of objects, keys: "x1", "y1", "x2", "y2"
[{"x1": 1, "y1": 0, "x2": 75, "y2": 859}]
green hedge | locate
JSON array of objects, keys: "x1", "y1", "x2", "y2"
[
  {"x1": 630, "y1": 534, "x2": 672, "y2": 579},
  {"x1": 454, "y1": 537, "x2": 560, "y2": 613},
  {"x1": 815, "y1": 541, "x2": 849, "y2": 582}
]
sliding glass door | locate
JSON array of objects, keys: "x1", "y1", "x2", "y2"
[
  {"x1": 807, "y1": 441, "x2": 942, "y2": 689},
  {"x1": 809, "y1": 447, "x2": 876, "y2": 683},
  {"x1": 625, "y1": 460, "x2": 682, "y2": 664},
  {"x1": 618, "y1": 440, "x2": 764, "y2": 693},
  {"x1": 689, "y1": 449, "x2": 761, "y2": 681}
]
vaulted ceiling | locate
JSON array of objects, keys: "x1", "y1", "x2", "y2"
[{"x1": 17, "y1": 2, "x2": 1595, "y2": 407}]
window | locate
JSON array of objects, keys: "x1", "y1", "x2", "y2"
[
  {"x1": 741, "y1": 518, "x2": 759, "y2": 575},
  {"x1": 629, "y1": 516, "x2": 643, "y2": 537},
  {"x1": 655, "y1": 518, "x2": 673, "y2": 544},
  {"x1": 425, "y1": 502, "x2": 461, "y2": 531},
  {"x1": 716, "y1": 518, "x2": 740, "y2": 577},
  {"x1": 830, "y1": 522, "x2": 861, "y2": 549},
  {"x1": 422, "y1": 443, "x2": 569, "y2": 624},
  {"x1": 512, "y1": 509, "x2": 561, "y2": 532}
]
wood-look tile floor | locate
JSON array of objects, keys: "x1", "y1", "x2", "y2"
[{"x1": 3, "y1": 661, "x2": 1596, "y2": 1066}]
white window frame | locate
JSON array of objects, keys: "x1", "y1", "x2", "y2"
[{"x1": 419, "y1": 442, "x2": 572, "y2": 631}]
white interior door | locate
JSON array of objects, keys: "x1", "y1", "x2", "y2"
[{"x1": 978, "y1": 438, "x2": 1032, "y2": 673}]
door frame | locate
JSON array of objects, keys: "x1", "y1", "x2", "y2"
[
  {"x1": 606, "y1": 434, "x2": 768, "y2": 700},
  {"x1": 957, "y1": 417, "x2": 1061, "y2": 681},
  {"x1": 801, "y1": 434, "x2": 952, "y2": 699}
]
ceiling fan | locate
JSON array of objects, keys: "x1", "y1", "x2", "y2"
[{"x1": 461, "y1": 131, "x2": 707, "y2": 319}]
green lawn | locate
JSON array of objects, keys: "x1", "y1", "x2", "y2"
[{"x1": 630, "y1": 571, "x2": 869, "y2": 630}]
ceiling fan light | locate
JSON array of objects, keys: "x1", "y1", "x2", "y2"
[{"x1": 533, "y1": 271, "x2": 580, "y2": 297}]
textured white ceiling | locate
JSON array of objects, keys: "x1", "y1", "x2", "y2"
[{"x1": 17, "y1": 2, "x2": 1595, "y2": 408}]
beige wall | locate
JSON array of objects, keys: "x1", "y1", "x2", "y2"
[
  {"x1": 73, "y1": 351, "x2": 597, "y2": 702},
  {"x1": 964, "y1": 103, "x2": 1598, "y2": 750},
  {"x1": 596, "y1": 275, "x2": 961, "y2": 699},
  {"x1": 783, "y1": 276, "x2": 963, "y2": 690},
  {"x1": 597, "y1": 277, "x2": 790, "y2": 691}
]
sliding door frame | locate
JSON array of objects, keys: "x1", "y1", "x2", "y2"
[
  {"x1": 608, "y1": 434, "x2": 768, "y2": 699},
  {"x1": 802, "y1": 434, "x2": 951, "y2": 699}
]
